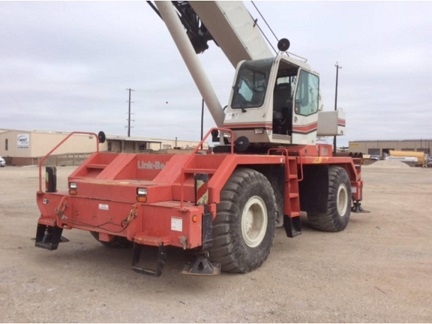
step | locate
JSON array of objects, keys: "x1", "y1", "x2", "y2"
[{"x1": 134, "y1": 234, "x2": 171, "y2": 247}]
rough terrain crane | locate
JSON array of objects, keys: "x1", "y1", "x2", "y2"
[{"x1": 35, "y1": 1, "x2": 364, "y2": 276}]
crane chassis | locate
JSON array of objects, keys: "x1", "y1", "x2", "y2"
[
  {"x1": 35, "y1": 129, "x2": 363, "y2": 276},
  {"x1": 34, "y1": 1, "x2": 365, "y2": 276}
]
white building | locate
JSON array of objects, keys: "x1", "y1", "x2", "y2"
[{"x1": 0, "y1": 129, "x2": 205, "y2": 166}]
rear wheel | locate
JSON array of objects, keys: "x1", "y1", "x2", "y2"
[
  {"x1": 307, "y1": 166, "x2": 351, "y2": 232},
  {"x1": 90, "y1": 232, "x2": 132, "y2": 248},
  {"x1": 209, "y1": 168, "x2": 276, "y2": 273}
]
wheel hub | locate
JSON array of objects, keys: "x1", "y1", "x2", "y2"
[
  {"x1": 337, "y1": 184, "x2": 348, "y2": 216},
  {"x1": 241, "y1": 196, "x2": 268, "y2": 248}
]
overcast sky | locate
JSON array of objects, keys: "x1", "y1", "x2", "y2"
[{"x1": 1, "y1": 1, "x2": 431, "y2": 146}]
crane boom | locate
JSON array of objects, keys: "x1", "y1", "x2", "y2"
[
  {"x1": 188, "y1": 2, "x2": 274, "y2": 67},
  {"x1": 152, "y1": 1, "x2": 345, "y2": 147},
  {"x1": 151, "y1": 1, "x2": 275, "y2": 129},
  {"x1": 154, "y1": 1, "x2": 225, "y2": 127}
]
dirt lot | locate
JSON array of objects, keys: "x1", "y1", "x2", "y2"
[{"x1": 0, "y1": 163, "x2": 431, "y2": 322}]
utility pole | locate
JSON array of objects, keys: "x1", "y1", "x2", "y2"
[
  {"x1": 333, "y1": 62, "x2": 342, "y2": 155},
  {"x1": 126, "y1": 88, "x2": 134, "y2": 137}
]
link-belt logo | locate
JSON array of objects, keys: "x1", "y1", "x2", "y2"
[{"x1": 137, "y1": 160, "x2": 166, "y2": 170}]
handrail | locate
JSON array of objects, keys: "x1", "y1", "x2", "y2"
[
  {"x1": 267, "y1": 147, "x2": 304, "y2": 182},
  {"x1": 267, "y1": 147, "x2": 288, "y2": 156},
  {"x1": 38, "y1": 131, "x2": 100, "y2": 192},
  {"x1": 194, "y1": 127, "x2": 235, "y2": 155},
  {"x1": 297, "y1": 156, "x2": 304, "y2": 182},
  {"x1": 180, "y1": 127, "x2": 235, "y2": 209}
]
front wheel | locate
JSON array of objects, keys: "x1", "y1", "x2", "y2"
[
  {"x1": 307, "y1": 166, "x2": 351, "y2": 232},
  {"x1": 209, "y1": 168, "x2": 276, "y2": 273}
]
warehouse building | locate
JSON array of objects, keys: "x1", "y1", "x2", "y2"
[
  {"x1": 106, "y1": 135, "x2": 205, "y2": 152},
  {"x1": 0, "y1": 129, "x2": 204, "y2": 166},
  {"x1": 349, "y1": 139, "x2": 432, "y2": 156}
]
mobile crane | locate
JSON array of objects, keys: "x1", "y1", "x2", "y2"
[{"x1": 35, "y1": 1, "x2": 364, "y2": 276}]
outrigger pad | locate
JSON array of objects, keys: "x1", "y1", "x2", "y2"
[
  {"x1": 132, "y1": 243, "x2": 167, "y2": 277},
  {"x1": 284, "y1": 216, "x2": 302, "y2": 238},
  {"x1": 351, "y1": 202, "x2": 370, "y2": 213},
  {"x1": 182, "y1": 254, "x2": 221, "y2": 276},
  {"x1": 35, "y1": 224, "x2": 64, "y2": 250}
]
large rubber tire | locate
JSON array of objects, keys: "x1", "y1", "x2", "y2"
[
  {"x1": 307, "y1": 166, "x2": 351, "y2": 232},
  {"x1": 209, "y1": 168, "x2": 276, "y2": 273},
  {"x1": 90, "y1": 232, "x2": 132, "y2": 248},
  {"x1": 270, "y1": 174, "x2": 285, "y2": 228}
]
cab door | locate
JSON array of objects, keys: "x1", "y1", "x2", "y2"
[{"x1": 291, "y1": 70, "x2": 320, "y2": 145}]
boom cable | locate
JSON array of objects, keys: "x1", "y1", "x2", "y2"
[
  {"x1": 250, "y1": 1, "x2": 308, "y2": 61},
  {"x1": 250, "y1": 1, "x2": 279, "y2": 53},
  {"x1": 252, "y1": 18, "x2": 278, "y2": 54}
]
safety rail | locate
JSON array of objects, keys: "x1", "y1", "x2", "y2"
[
  {"x1": 179, "y1": 127, "x2": 235, "y2": 209},
  {"x1": 193, "y1": 127, "x2": 235, "y2": 155},
  {"x1": 38, "y1": 131, "x2": 101, "y2": 192}
]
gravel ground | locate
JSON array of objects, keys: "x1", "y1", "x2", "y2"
[{"x1": 0, "y1": 163, "x2": 431, "y2": 322}]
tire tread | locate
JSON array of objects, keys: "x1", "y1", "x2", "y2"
[
  {"x1": 307, "y1": 166, "x2": 351, "y2": 232},
  {"x1": 209, "y1": 168, "x2": 276, "y2": 273}
]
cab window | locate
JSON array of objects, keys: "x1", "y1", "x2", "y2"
[
  {"x1": 295, "y1": 70, "x2": 319, "y2": 116},
  {"x1": 231, "y1": 58, "x2": 273, "y2": 109}
]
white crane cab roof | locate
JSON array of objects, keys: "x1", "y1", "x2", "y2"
[{"x1": 222, "y1": 52, "x2": 337, "y2": 147}]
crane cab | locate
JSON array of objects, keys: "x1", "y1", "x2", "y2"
[{"x1": 223, "y1": 53, "x2": 344, "y2": 148}]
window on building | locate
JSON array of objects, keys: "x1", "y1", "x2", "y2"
[
  {"x1": 5, "y1": 138, "x2": 8, "y2": 151},
  {"x1": 417, "y1": 148, "x2": 429, "y2": 154},
  {"x1": 382, "y1": 148, "x2": 394, "y2": 155},
  {"x1": 138, "y1": 143, "x2": 147, "y2": 151}
]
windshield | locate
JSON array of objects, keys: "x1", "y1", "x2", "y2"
[{"x1": 231, "y1": 58, "x2": 273, "y2": 109}]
